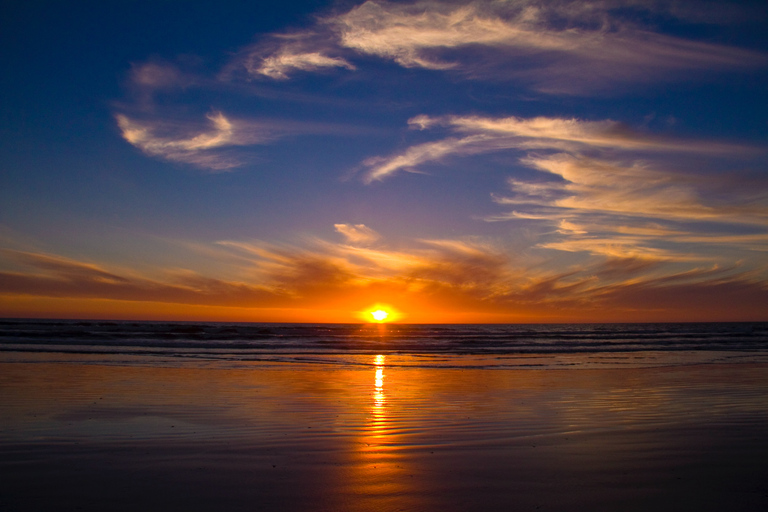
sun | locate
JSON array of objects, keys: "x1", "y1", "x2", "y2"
[
  {"x1": 358, "y1": 303, "x2": 400, "y2": 323},
  {"x1": 371, "y1": 309, "x2": 389, "y2": 322}
]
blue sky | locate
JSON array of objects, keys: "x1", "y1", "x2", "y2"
[{"x1": 2, "y1": 0, "x2": 767, "y2": 322}]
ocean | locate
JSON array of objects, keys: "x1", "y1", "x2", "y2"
[
  {"x1": 2, "y1": 319, "x2": 767, "y2": 368},
  {"x1": 2, "y1": 320, "x2": 768, "y2": 511}
]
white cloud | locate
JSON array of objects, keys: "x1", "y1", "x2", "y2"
[
  {"x1": 510, "y1": 153, "x2": 768, "y2": 224},
  {"x1": 362, "y1": 135, "x2": 501, "y2": 183},
  {"x1": 116, "y1": 111, "x2": 274, "y2": 171},
  {"x1": 330, "y1": 1, "x2": 765, "y2": 93},
  {"x1": 516, "y1": 154, "x2": 714, "y2": 220},
  {"x1": 250, "y1": 47, "x2": 355, "y2": 79},
  {"x1": 359, "y1": 111, "x2": 768, "y2": 265},
  {"x1": 236, "y1": 29, "x2": 355, "y2": 80},
  {"x1": 334, "y1": 223, "x2": 381, "y2": 245},
  {"x1": 231, "y1": 1, "x2": 765, "y2": 92},
  {"x1": 413, "y1": 114, "x2": 743, "y2": 152},
  {"x1": 494, "y1": 152, "x2": 768, "y2": 260},
  {"x1": 362, "y1": 113, "x2": 744, "y2": 182},
  {"x1": 335, "y1": 2, "x2": 510, "y2": 69}
]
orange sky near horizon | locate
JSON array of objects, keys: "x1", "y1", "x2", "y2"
[{"x1": 3, "y1": 286, "x2": 766, "y2": 324}]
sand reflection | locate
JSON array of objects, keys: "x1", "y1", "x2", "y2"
[
  {"x1": 343, "y1": 354, "x2": 421, "y2": 506},
  {"x1": 364, "y1": 354, "x2": 391, "y2": 456},
  {"x1": 371, "y1": 355, "x2": 388, "y2": 443},
  {"x1": 374, "y1": 354, "x2": 385, "y2": 406}
]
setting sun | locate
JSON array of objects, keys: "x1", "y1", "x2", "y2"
[
  {"x1": 358, "y1": 304, "x2": 400, "y2": 323},
  {"x1": 371, "y1": 310, "x2": 389, "y2": 322}
]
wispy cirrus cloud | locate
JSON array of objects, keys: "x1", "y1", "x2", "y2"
[
  {"x1": 360, "y1": 134, "x2": 500, "y2": 183},
  {"x1": 336, "y1": 0, "x2": 765, "y2": 93},
  {"x1": 0, "y1": 249, "x2": 284, "y2": 307},
  {"x1": 115, "y1": 55, "x2": 376, "y2": 171},
  {"x1": 491, "y1": 151, "x2": 768, "y2": 255},
  {"x1": 499, "y1": 153, "x2": 768, "y2": 224},
  {"x1": 115, "y1": 1, "x2": 766, "y2": 171},
  {"x1": 116, "y1": 111, "x2": 277, "y2": 171},
  {"x1": 359, "y1": 112, "x2": 768, "y2": 265},
  {"x1": 257, "y1": 50, "x2": 355, "y2": 79},
  {"x1": 361, "y1": 113, "x2": 745, "y2": 182},
  {"x1": 242, "y1": 0, "x2": 766, "y2": 93},
  {"x1": 241, "y1": 33, "x2": 356, "y2": 79},
  {"x1": 334, "y1": 223, "x2": 381, "y2": 245},
  {"x1": 410, "y1": 114, "x2": 744, "y2": 153},
  {"x1": 115, "y1": 108, "x2": 362, "y2": 171}
]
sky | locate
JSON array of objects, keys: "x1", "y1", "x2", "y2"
[{"x1": 1, "y1": 0, "x2": 767, "y2": 323}]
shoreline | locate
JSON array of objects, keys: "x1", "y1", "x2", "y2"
[{"x1": 2, "y1": 348, "x2": 768, "y2": 370}]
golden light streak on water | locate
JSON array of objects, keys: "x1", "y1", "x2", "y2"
[{"x1": 372, "y1": 354, "x2": 386, "y2": 432}]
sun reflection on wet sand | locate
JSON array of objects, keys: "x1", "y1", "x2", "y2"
[
  {"x1": 374, "y1": 354, "x2": 385, "y2": 411},
  {"x1": 340, "y1": 354, "x2": 425, "y2": 508}
]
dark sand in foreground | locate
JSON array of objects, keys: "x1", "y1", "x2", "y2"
[{"x1": 2, "y1": 358, "x2": 768, "y2": 511}]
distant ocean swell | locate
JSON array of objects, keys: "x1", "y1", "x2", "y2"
[{"x1": 1, "y1": 320, "x2": 767, "y2": 369}]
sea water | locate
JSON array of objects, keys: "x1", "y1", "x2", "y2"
[{"x1": 1, "y1": 319, "x2": 767, "y2": 369}]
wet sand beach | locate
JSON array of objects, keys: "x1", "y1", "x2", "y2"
[{"x1": 2, "y1": 357, "x2": 768, "y2": 511}]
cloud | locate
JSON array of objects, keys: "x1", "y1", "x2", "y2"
[
  {"x1": 164, "y1": 235, "x2": 768, "y2": 317},
  {"x1": 0, "y1": 250, "x2": 284, "y2": 307},
  {"x1": 114, "y1": 1, "x2": 766, "y2": 172},
  {"x1": 243, "y1": 32, "x2": 356, "y2": 79},
  {"x1": 509, "y1": 154, "x2": 716, "y2": 220},
  {"x1": 412, "y1": 114, "x2": 742, "y2": 152},
  {"x1": 256, "y1": 50, "x2": 355, "y2": 79},
  {"x1": 204, "y1": 236, "x2": 528, "y2": 299},
  {"x1": 359, "y1": 111, "x2": 768, "y2": 268},
  {"x1": 489, "y1": 151, "x2": 768, "y2": 261},
  {"x1": 362, "y1": 113, "x2": 745, "y2": 182},
  {"x1": 334, "y1": 2, "x2": 494, "y2": 70},
  {"x1": 3, "y1": 250, "x2": 130, "y2": 285},
  {"x1": 130, "y1": 62, "x2": 190, "y2": 90},
  {"x1": 334, "y1": 223, "x2": 381, "y2": 245},
  {"x1": 116, "y1": 111, "x2": 276, "y2": 170},
  {"x1": 331, "y1": 0, "x2": 765, "y2": 92},
  {"x1": 121, "y1": 61, "x2": 205, "y2": 113},
  {"x1": 2, "y1": 228, "x2": 767, "y2": 322},
  {"x1": 361, "y1": 135, "x2": 499, "y2": 183},
  {"x1": 234, "y1": 1, "x2": 765, "y2": 93},
  {"x1": 501, "y1": 152, "x2": 767, "y2": 230},
  {"x1": 589, "y1": 270, "x2": 768, "y2": 321}
]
